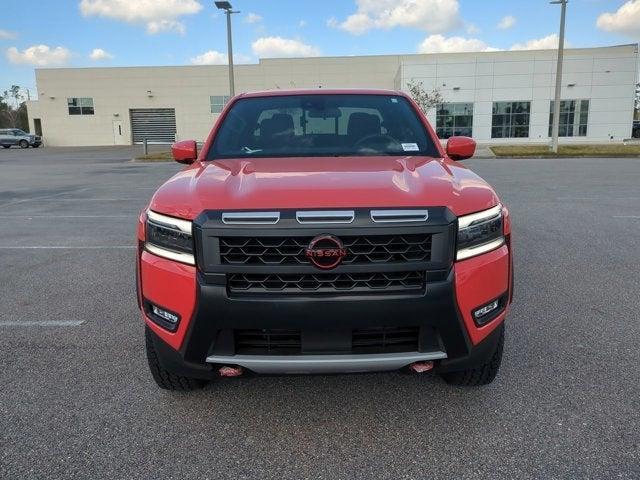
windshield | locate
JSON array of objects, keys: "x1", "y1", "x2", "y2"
[{"x1": 208, "y1": 94, "x2": 439, "y2": 159}]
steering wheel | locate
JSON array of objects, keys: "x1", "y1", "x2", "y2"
[{"x1": 354, "y1": 134, "x2": 401, "y2": 150}]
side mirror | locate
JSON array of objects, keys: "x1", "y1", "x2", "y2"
[
  {"x1": 446, "y1": 136, "x2": 476, "y2": 161},
  {"x1": 171, "y1": 140, "x2": 198, "y2": 164}
]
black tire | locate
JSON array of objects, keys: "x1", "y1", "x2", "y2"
[
  {"x1": 32, "y1": 144, "x2": 40, "y2": 148},
  {"x1": 441, "y1": 324, "x2": 504, "y2": 386},
  {"x1": 145, "y1": 327, "x2": 207, "y2": 391},
  {"x1": 2, "y1": 145, "x2": 10, "y2": 149},
  {"x1": 19, "y1": 140, "x2": 29, "y2": 149}
]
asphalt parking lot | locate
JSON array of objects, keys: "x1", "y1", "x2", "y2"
[{"x1": 1, "y1": 146, "x2": 638, "y2": 479}]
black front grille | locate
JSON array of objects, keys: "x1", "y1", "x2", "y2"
[
  {"x1": 220, "y1": 234, "x2": 432, "y2": 266},
  {"x1": 352, "y1": 327, "x2": 420, "y2": 354},
  {"x1": 228, "y1": 271, "x2": 425, "y2": 294},
  {"x1": 235, "y1": 329, "x2": 301, "y2": 355},
  {"x1": 234, "y1": 327, "x2": 420, "y2": 355}
]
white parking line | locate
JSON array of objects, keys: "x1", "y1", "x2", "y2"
[
  {"x1": 0, "y1": 320, "x2": 85, "y2": 327},
  {"x1": 613, "y1": 215, "x2": 640, "y2": 219},
  {"x1": 0, "y1": 246, "x2": 135, "y2": 249},
  {"x1": 0, "y1": 187, "x2": 91, "y2": 208}
]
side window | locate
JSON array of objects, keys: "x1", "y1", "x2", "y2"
[
  {"x1": 68, "y1": 97, "x2": 94, "y2": 115},
  {"x1": 80, "y1": 97, "x2": 94, "y2": 115},
  {"x1": 210, "y1": 95, "x2": 230, "y2": 114},
  {"x1": 491, "y1": 101, "x2": 530, "y2": 138},
  {"x1": 436, "y1": 103, "x2": 474, "y2": 139},
  {"x1": 548, "y1": 99, "x2": 589, "y2": 137}
]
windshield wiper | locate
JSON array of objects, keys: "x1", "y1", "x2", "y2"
[{"x1": 241, "y1": 146, "x2": 263, "y2": 154}]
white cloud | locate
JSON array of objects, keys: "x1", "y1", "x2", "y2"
[
  {"x1": 79, "y1": 0, "x2": 202, "y2": 34},
  {"x1": 251, "y1": 36, "x2": 320, "y2": 58},
  {"x1": 190, "y1": 50, "x2": 227, "y2": 65},
  {"x1": 244, "y1": 12, "x2": 263, "y2": 24},
  {"x1": 418, "y1": 34, "x2": 497, "y2": 53},
  {"x1": 7, "y1": 45, "x2": 72, "y2": 66},
  {"x1": 333, "y1": 13, "x2": 374, "y2": 35},
  {"x1": 89, "y1": 48, "x2": 113, "y2": 60},
  {"x1": 498, "y1": 15, "x2": 516, "y2": 30},
  {"x1": 146, "y1": 20, "x2": 186, "y2": 34},
  {"x1": 298, "y1": 20, "x2": 307, "y2": 28},
  {"x1": 465, "y1": 23, "x2": 480, "y2": 35},
  {"x1": 597, "y1": 0, "x2": 640, "y2": 37},
  {"x1": 510, "y1": 33, "x2": 569, "y2": 51},
  {"x1": 330, "y1": 0, "x2": 461, "y2": 35},
  {"x1": 0, "y1": 29, "x2": 17, "y2": 40}
]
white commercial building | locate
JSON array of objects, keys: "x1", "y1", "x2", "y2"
[{"x1": 26, "y1": 43, "x2": 638, "y2": 147}]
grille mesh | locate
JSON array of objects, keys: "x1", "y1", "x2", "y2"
[
  {"x1": 351, "y1": 327, "x2": 420, "y2": 353},
  {"x1": 235, "y1": 329, "x2": 301, "y2": 355},
  {"x1": 234, "y1": 327, "x2": 420, "y2": 355},
  {"x1": 220, "y1": 234, "x2": 432, "y2": 266},
  {"x1": 228, "y1": 271, "x2": 424, "y2": 294}
]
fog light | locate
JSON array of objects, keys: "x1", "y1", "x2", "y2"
[
  {"x1": 152, "y1": 305, "x2": 179, "y2": 324},
  {"x1": 147, "y1": 302, "x2": 180, "y2": 332},
  {"x1": 473, "y1": 299, "x2": 500, "y2": 325}
]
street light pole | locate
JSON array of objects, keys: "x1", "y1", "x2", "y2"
[
  {"x1": 215, "y1": 1, "x2": 239, "y2": 97},
  {"x1": 550, "y1": 0, "x2": 568, "y2": 153}
]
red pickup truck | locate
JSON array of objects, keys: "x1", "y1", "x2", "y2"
[{"x1": 136, "y1": 89, "x2": 513, "y2": 390}]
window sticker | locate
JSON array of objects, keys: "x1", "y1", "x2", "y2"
[{"x1": 401, "y1": 143, "x2": 419, "y2": 151}]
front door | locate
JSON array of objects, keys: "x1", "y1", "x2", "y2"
[
  {"x1": 112, "y1": 120, "x2": 126, "y2": 145},
  {"x1": 34, "y1": 119, "x2": 43, "y2": 137}
]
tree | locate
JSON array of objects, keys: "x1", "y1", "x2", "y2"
[
  {"x1": 0, "y1": 85, "x2": 29, "y2": 131},
  {"x1": 406, "y1": 79, "x2": 444, "y2": 114}
]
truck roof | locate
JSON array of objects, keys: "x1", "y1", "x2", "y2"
[{"x1": 238, "y1": 88, "x2": 407, "y2": 99}]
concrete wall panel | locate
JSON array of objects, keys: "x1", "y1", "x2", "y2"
[{"x1": 27, "y1": 44, "x2": 638, "y2": 146}]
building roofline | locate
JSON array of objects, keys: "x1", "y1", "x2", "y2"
[
  {"x1": 256, "y1": 43, "x2": 639, "y2": 62},
  {"x1": 34, "y1": 43, "x2": 638, "y2": 73}
]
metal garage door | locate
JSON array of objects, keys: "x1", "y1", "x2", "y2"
[{"x1": 129, "y1": 108, "x2": 176, "y2": 144}]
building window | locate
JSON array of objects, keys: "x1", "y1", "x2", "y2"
[
  {"x1": 210, "y1": 95, "x2": 230, "y2": 114},
  {"x1": 492, "y1": 101, "x2": 530, "y2": 138},
  {"x1": 436, "y1": 103, "x2": 473, "y2": 139},
  {"x1": 67, "y1": 97, "x2": 94, "y2": 115},
  {"x1": 548, "y1": 100, "x2": 589, "y2": 137}
]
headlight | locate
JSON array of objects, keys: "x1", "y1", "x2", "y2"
[
  {"x1": 145, "y1": 210, "x2": 195, "y2": 265},
  {"x1": 456, "y1": 204, "x2": 505, "y2": 261}
]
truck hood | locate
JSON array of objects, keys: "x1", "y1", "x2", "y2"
[{"x1": 149, "y1": 156, "x2": 500, "y2": 219}]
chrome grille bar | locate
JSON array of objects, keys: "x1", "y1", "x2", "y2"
[
  {"x1": 296, "y1": 210, "x2": 355, "y2": 224},
  {"x1": 370, "y1": 209, "x2": 429, "y2": 223},
  {"x1": 222, "y1": 212, "x2": 280, "y2": 225}
]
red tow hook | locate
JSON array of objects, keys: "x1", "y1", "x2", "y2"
[
  {"x1": 409, "y1": 361, "x2": 434, "y2": 373},
  {"x1": 218, "y1": 366, "x2": 244, "y2": 377}
]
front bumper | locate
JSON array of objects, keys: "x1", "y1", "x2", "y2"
[
  {"x1": 140, "y1": 246, "x2": 510, "y2": 378},
  {"x1": 205, "y1": 352, "x2": 448, "y2": 374}
]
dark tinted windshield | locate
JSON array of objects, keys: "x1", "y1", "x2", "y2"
[{"x1": 208, "y1": 94, "x2": 439, "y2": 159}]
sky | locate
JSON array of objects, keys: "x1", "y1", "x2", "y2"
[{"x1": 1, "y1": 0, "x2": 639, "y2": 99}]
